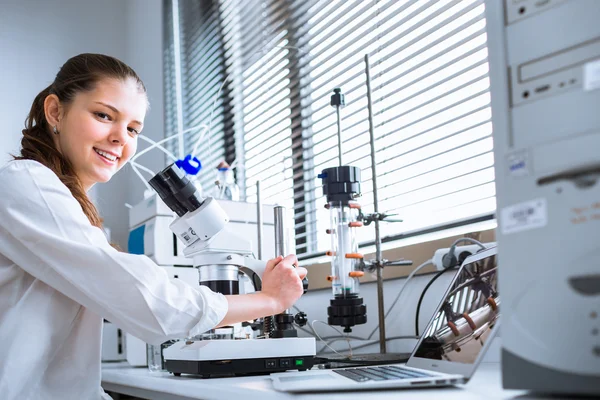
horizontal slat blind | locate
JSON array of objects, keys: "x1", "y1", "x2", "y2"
[
  {"x1": 164, "y1": 0, "x2": 495, "y2": 258},
  {"x1": 163, "y1": 0, "x2": 229, "y2": 196},
  {"x1": 296, "y1": 0, "x2": 494, "y2": 255},
  {"x1": 163, "y1": 0, "x2": 179, "y2": 162},
  {"x1": 220, "y1": 0, "x2": 299, "y2": 235}
]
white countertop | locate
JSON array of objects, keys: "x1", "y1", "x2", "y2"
[{"x1": 102, "y1": 362, "x2": 530, "y2": 400}]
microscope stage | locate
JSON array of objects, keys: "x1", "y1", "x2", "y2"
[{"x1": 163, "y1": 337, "x2": 316, "y2": 378}]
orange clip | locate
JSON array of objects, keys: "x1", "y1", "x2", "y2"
[
  {"x1": 326, "y1": 229, "x2": 333, "y2": 234},
  {"x1": 487, "y1": 297, "x2": 497, "y2": 311},
  {"x1": 326, "y1": 275, "x2": 337, "y2": 282},
  {"x1": 348, "y1": 221, "x2": 363, "y2": 228},
  {"x1": 345, "y1": 253, "x2": 364, "y2": 259},
  {"x1": 326, "y1": 251, "x2": 336, "y2": 257},
  {"x1": 348, "y1": 202, "x2": 361, "y2": 209},
  {"x1": 463, "y1": 312, "x2": 476, "y2": 330},
  {"x1": 448, "y1": 321, "x2": 460, "y2": 337},
  {"x1": 324, "y1": 203, "x2": 331, "y2": 209},
  {"x1": 348, "y1": 271, "x2": 364, "y2": 278}
]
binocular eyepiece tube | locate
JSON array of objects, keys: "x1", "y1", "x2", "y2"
[{"x1": 148, "y1": 163, "x2": 204, "y2": 216}]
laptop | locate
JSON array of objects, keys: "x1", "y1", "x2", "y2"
[{"x1": 271, "y1": 246, "x2": 499, "y2": 392}]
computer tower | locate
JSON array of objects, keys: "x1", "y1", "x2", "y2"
[{"x1": 485, "y1": 0, "x2": 600, "y2": 395}]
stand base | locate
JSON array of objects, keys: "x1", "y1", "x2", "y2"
[
  {"x1": 163, "y1": 337, "x2": 316, "y2": 378},
  {"x1": 166, "y1": 356, "x2": 315, "y2": 378}
]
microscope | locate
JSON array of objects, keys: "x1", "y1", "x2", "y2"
[{"x1": 147, "y1": 163, "x2": 315, "y2": 377}]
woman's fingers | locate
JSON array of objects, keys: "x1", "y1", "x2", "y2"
[
  {"x1": 276, "y1": 254, "x2": 298, "y2": 269},
  {"x1": 276, "y1": 254, "x2": 305, "y2": 279},
  {"x1": 260, "y1": 254, "x2": 308, "y2": 314},
  {"x1": 266, "y1": 255, "x2": 283, "y2": 270},
  {"x1": 296, "y1": 266, "x2": 308, "y2": 279}
]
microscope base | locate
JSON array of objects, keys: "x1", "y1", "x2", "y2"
[{"x1": 163, "y1": 337, "x2": 316, "y2": 378}]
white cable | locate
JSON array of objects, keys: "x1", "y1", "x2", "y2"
[
  {"x1": 450, "y1": 237, "x2": 486, "y2": 250},
  {"x1": 130, "y1": 133, "x2": 178, "y2": 164},
  {"x1": 180, "y1": 123, "x2": 210, "y2": 137},
  {"x1": 309, "y1": 320, "x2": 352, "y2": 358},
  {"x1": 130, "y1": 124, "x2": 208, "y2": 167},
  {"x1": 191, "y1": 77, "x2": 228, "y2": 157},
  {"x1": 130, "y1": 161, "x2": 155, "y2": 176},
  {"x1": 129, "y1": 162, "x2": 153, "y2": 192},
  {"x1": 138, "y1": 135, "x2": 178, "y2": 162},
  {"x1": 189, "y1": 44, "x2": 306, "y2": 180},
  {"x1": 127, "y1": 43, "x2": 307, "y2": 200},
  {"x1": 367, "y1": 259, "x2": 433, "y2": 340}
]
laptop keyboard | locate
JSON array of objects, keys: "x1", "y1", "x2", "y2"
[{"x1": 333, "y1": 365, "x2": 434, "y2": 382}]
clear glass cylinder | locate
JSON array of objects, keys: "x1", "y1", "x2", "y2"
[
  {"x1": 146, "y1": 343, "x2": 162, "y2": 372},
  {"x1": 329, "y1": 201, "x2": 360, "y2": 298}
]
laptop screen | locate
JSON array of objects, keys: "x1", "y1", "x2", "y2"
[{"x1": 413, "y1": 251, "x2": 499, "y2": 364}]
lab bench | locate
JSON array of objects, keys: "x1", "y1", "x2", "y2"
[{"x1": 102, "y1": 362, "x2": 528, "y2": 400}]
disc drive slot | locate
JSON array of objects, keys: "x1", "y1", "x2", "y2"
[{"x1": 511, "y1": 37, "x2": 600, "y2": 106}]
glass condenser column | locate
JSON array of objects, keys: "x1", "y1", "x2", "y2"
[{"x1": 319, "y1": 166, "x2": 366, "y2": 333}]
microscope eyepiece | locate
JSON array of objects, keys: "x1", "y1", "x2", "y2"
[
  {"x1": 149, "y1": 163, "x2": 204, "y2": 215},
  {"x1": 148, "y1": 172, "x2": 188, "y2": 216}
]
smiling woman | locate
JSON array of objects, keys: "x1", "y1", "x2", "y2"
[
  {"x1": 0, "y1": 53, "x2": 307, "y2": 400},
  {"x1": 15, "y1": 53, "x2": 148, "y2": 228},
  {"x1": 46, "y1": 79, "x2": 147, "y2": 190}
]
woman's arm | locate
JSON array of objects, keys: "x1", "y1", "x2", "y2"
[
  {"x1": 0, "y1": 161, "x2": 308, "y2": 343},
  {"x1": 0, "y1": 162, "x2": 220, "y2": 343},
  {"x1": 218, "y1": 255, "x2": 308, "y2": 327}
]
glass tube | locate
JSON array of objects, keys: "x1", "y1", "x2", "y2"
[{"x1": 329, "y1": 201, "x2": 361, "y2": 298}]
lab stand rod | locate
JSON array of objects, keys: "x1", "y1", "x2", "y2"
[
  {"x1": 365, "y1": 54, "x2": 387, "y2": 354},
  {"x1": 336, "y1": 106, "x2": 343, "y2": 166},
  {"x1": 256, "y1": 181, "x2": 263, "y2": 260},
  {"x1": 171, "y1": 0, "x2": 185, "y2": 159},
  {"x1": 273, "y1": 206, "x2": 289, "y2": 314}
]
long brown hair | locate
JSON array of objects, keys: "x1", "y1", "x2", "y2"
[{"x1": 14, "y1": 53, "x2": 147, "y2": 228}]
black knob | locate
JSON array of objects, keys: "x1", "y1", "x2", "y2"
[
  {"x1": 294, "y1": 311, "x2": 308, "y2": 327},
  {"x1": 302, "y1": 276, "x2": 309, "y2": 294},
  {"x1": 330, "y1": 87, "x2": 345, "y2": 107}
]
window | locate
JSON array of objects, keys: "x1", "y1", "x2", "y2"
[{"x1": 164, "y1": 0, "x2": 495, "y2": 259}]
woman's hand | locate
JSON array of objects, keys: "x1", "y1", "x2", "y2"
[
  {"x1": 217, "y1": 255, "x2": 308, "y2": 328},
  {"x1": 260, "y1": 254, "x2": 308, "y2": 314}
]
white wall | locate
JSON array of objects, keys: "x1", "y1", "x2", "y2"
[
  {"x1": 0, "y1": 0, "x2": 128, "y2": 164},
  {"x1": 95, "y1": 0, "x2": 166, "y2": 249},
  {"x1": 0, "y1": 0, "x2": 166, "y2": 249}
]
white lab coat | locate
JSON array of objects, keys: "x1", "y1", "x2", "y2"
[{"x1": 0, "y1": 160, "x2": 228, "y2": 400}]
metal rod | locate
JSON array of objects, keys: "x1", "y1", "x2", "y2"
[
  {"x1": 336, "y1": 106, "x2": 343, "y2": 166},
  {"x1": 273, "y1": 206, "x2": 289, "y2": 314},
  {"x1": 171, "y1": 0, "x2": 185, "y2": 159},
  {"x1": 256, "y1": 181, "x2": 263, "y2": 260},
  {"x1": 365, "y1": 53, "x2": 386, "y2": 354},
  {"x1": 274, "y1": 206, "x2": 287, "y2": 257}
]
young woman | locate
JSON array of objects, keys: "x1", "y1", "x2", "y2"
[{"x1": 0, "y1": 53, "x2": 307, "y2": 399}]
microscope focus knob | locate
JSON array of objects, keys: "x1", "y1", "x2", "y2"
[
  {"x1": 294, "y1": 311, "x2": 308, "y2": 327},
  {"x1": 302, "y1": 276, "x2": 309, "y2": 294}
]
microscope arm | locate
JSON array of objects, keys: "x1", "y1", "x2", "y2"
[
  {"x1": 241, "y1": 257, "x2": 267, "y2": 280},
  {"x1": 239, "y1": 257, "x2": 268, "y2": 292}
]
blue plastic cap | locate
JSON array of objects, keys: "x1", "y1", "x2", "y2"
[
  {"x1": 317, "y1": 172, "x2": 327, "y2": 179},
  {"x1": 176, "y1": 155, "x2": 202, "y2": 175}
]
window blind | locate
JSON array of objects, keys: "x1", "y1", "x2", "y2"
[
  {"x1": 164, "y1": 0, "x2": 495, "y2": 258},
  {"x1": 164, "y1": 0, "x2": 232, "y2": 196}
]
